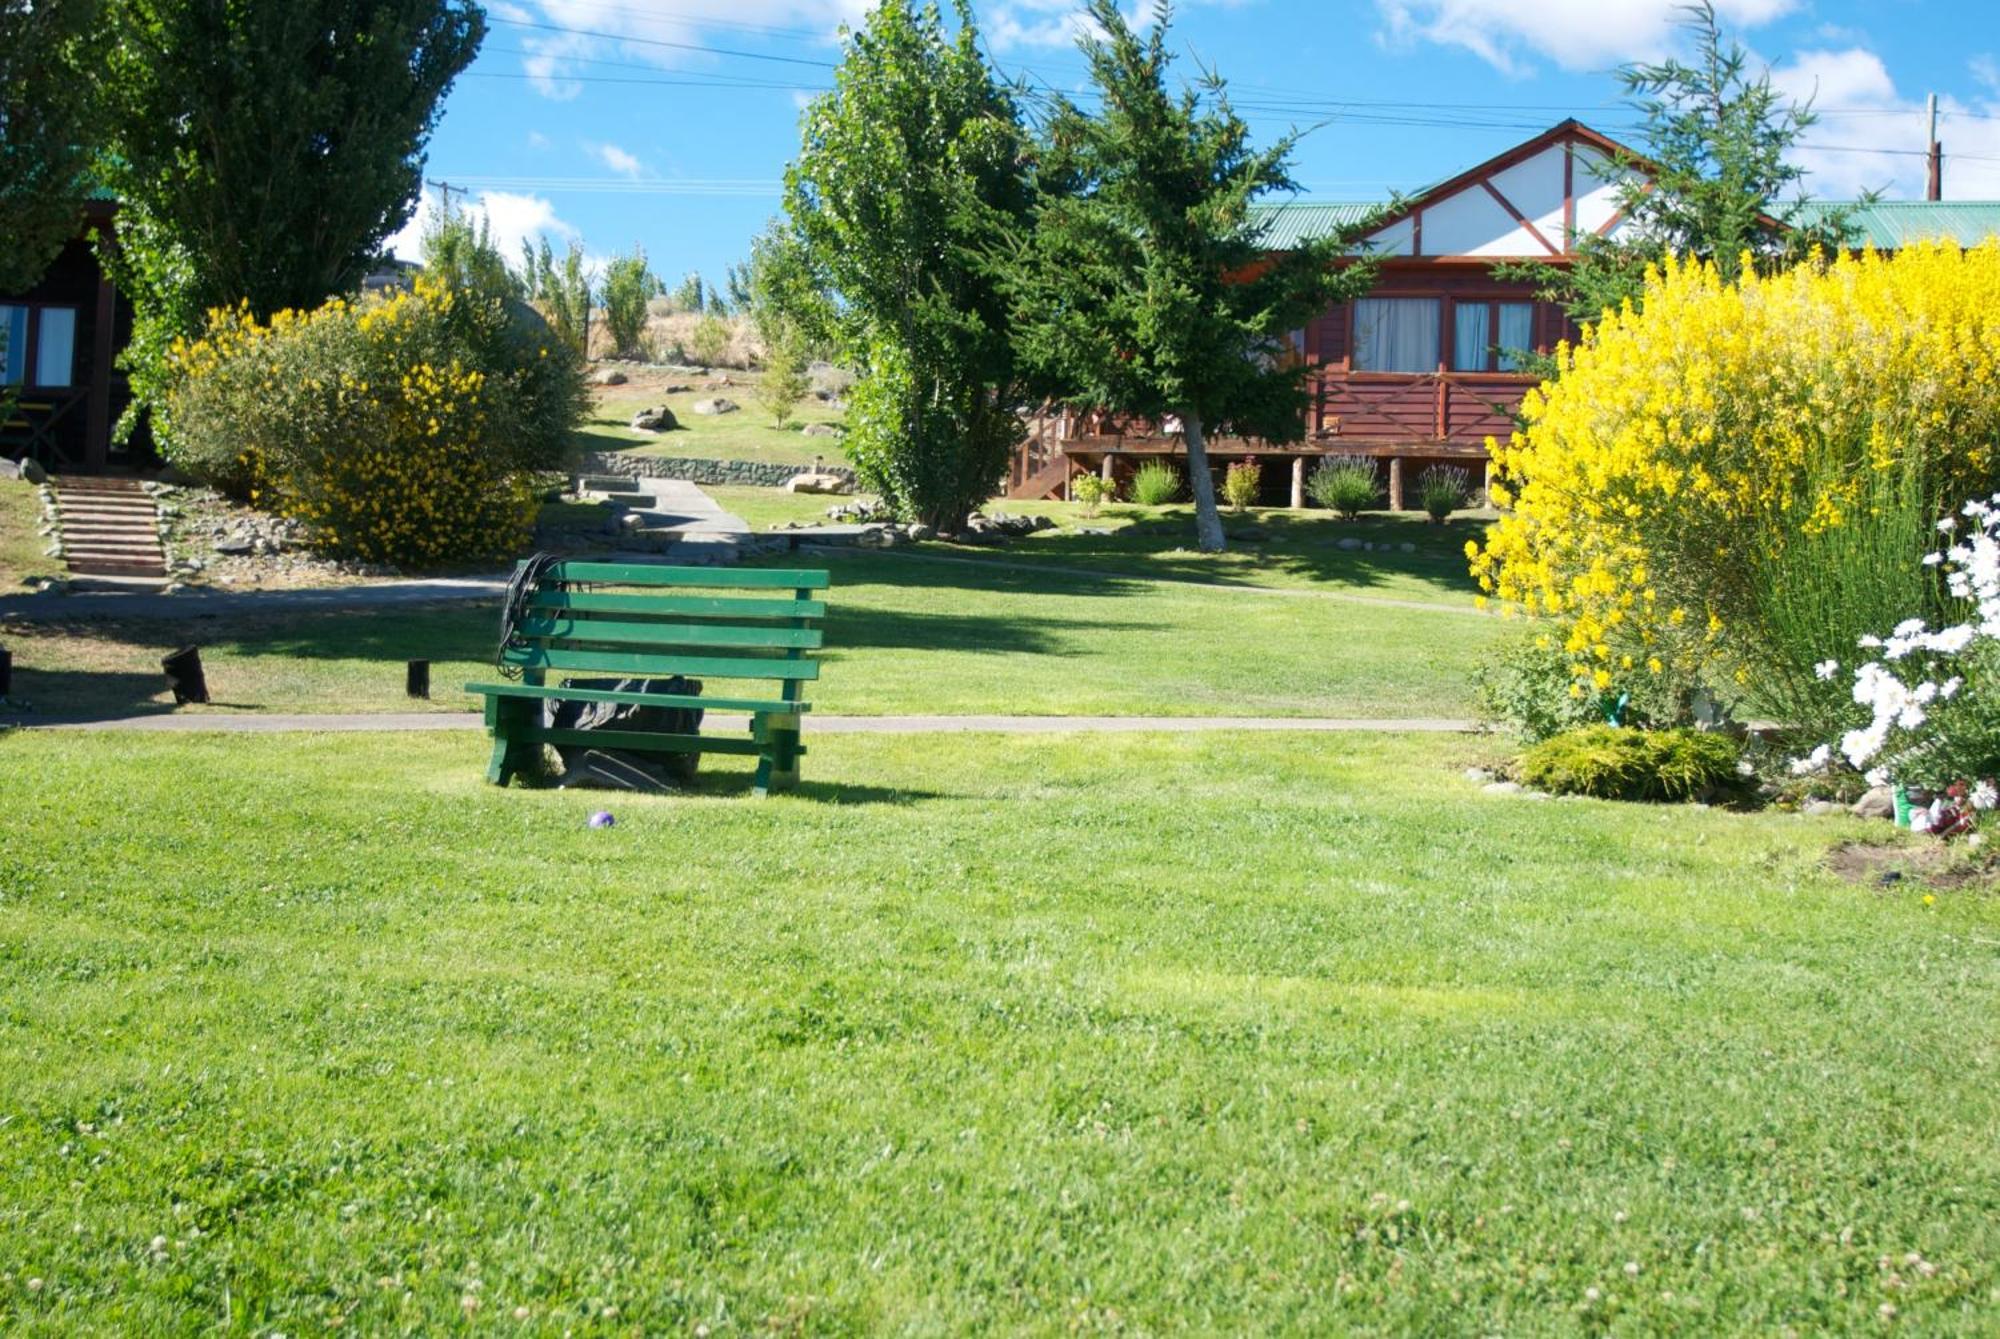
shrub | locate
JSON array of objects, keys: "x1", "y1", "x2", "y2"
[
  {"x1": 600, "y1": 250, "x2": 659, "y2": 358},
  {"x1": 1519, "y1": 724, "x2": 1742, "y2": 802},
  {"x1": 1470, "y1": 244, "x2": 2000, "y2": 734},
  {"x1": 1130, "y1": 460, "x2": 1181, "y2": 506},
  {"x1": 1071, "y1": 471, "x2": 1115, "y2": 517},
  {"x1": 1798, "y1": 494, "x2": 2000, "y2": 789},
  {"x1": 161, "y1": 275, "x2": 584, "y2": 564},
  {"x1": 1307, "y1": 455, "x2": 1378, "y2": 519},
  {"x1": 1222, "y1": 458, "x2": 1261, "y2": 512},
  {"x1": 1416, "y1": 464, "x2": 1471, "y2": 522},
  {"x1": 689, "y1": 314, "x2": 732, "y2": 369},
  {"x1": 758, "y1": 331, "x2": 812, "y2": 428},
  {"x1": 1473, "y1": 630, "x2": 1604, "y2": 742}
]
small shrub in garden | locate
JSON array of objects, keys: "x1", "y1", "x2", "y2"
[
  {"x1": 1071, "y1": 472, "x2": 1115, "y2": 517},
  {"x1": 1469, "y1": 243, "x2": 2000, "y2": 735},
  {"x1": 1222, "y1": 458, "x2": 1261, "y2": 512},
  {"x1": 690, "y1": 314, "x2": 732, "y2": 369},
  {"x1": 1307, "y1": 455, "x2": 1378, "y2": 519},
  {"x1": 1519, "y1": 725, "x2": 1742, "y2": 802},
  {"x1": 1473, "y1": 630, "x2": 1603, "y2": 742},
  {"x1": 758, "y1": 332, "x2": 811, "y2": 428},
  {"x1": 600, "y1": 250, "x2": 659, "y2": 359},
  {"x1": 162, "y1": 275, "x2": 585, "y2": 565},
  {"x1": 1416, "y1": 464, "x2": 1471, "y2": 521},
  {"x1": 1130, "y1": 460, "x2": 1182, "y2": 506}
]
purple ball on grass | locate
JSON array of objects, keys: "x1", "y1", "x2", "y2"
[{"x1": 588, "y1": 810, "x2": 616, "y2": 829}]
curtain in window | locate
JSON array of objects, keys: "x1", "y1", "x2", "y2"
[
  {"x1": 1352, "y1": 298, "x2": 1440, "y2": 372},
  {"x1": 1451, "y1": 303, "x2": 1491, "y2": 372},
  {"x1": 34, "y1": 308, "x2": 77, "y2": 388},
  {"x1": 1496, "y1": 303, "x2": 1535, "y2": 371},
  {"x1": 0, "y1": 306, "x2": 25, "y2": 385}
]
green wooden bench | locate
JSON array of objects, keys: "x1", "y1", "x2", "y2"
[{"x1": 466, "y1": 559, "x2": 829, "y2": 797}]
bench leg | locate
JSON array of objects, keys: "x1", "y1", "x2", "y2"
[
  {"x1": 751, "y1": 712, "x2": 802, "y2": 798},
  {"x1": 485, "y1": 697, "x2": 538, "y2": 787}
]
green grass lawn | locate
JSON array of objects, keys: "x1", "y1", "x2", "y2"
[
  {"x1": 578, "y1": 372, "x2": 841, "y2": 468},
  {"x1": 1, "y1": 729, "x2": 1994, "y2": 1333},
  {"x1": 0, "y1": 477, "x2": 57, "y2": 592},
  {"x1": 0, "y1": 549, "x2": 1497, "y2": 720}
]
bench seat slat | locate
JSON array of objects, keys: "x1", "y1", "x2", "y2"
[
  {"x1": 515, "y1": 726, "x2": 803, "y2": 758},
  {"x1": 502, "y1": 646, "x2": 821, "y2": 680},
  {"x1": 528, "y1": 591, "x2": 827, "y2": 620},
  {"x1": 465, "y1": 682, "x2": 810, "y2": 714},
  {"x1": 518, "y1": 615, "x2": 822, "y2": 650},
  {"x1": 553, "y1": 561, "x2": 829, "y2": 590}
]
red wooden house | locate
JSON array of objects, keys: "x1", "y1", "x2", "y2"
[{"x1": 1009, "y1": 120, "x2": 1650, "y2": 507}]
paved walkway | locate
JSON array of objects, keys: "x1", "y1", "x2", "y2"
[{"x1": 7, "y1": 711, "x2": 1475, "y2": 735}]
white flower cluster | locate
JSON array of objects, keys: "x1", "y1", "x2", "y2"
[{"x1": 1800, "y1": 494, "x2": 2000, "y2": 784}]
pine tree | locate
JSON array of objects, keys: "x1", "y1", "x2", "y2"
[{"x1": 1006, "y1": 0, "x2": 1380, "y2": 553}]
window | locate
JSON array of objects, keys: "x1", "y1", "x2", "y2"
[
  {"x1": 0, "y1": 306, "x2": 24, "y2": 385},
  {"x1": 1351, "y1": 298, "x2": 1440, "y2": 372},
  {"x1": 1496, "y1": 302, "x2": 1534, "y2": 371},
  {"x1": 34, "y1": 307, "x2": 77, "y2": 388},
  {"x1": 1451, "y1": 303, "x2": 1490, "y2": 372}
]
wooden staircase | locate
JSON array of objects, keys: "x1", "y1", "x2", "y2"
[
  {"x1": 1008, "y1": 455, "x2": 1073, "y2": 502},
  {"x1": 50, "y1": 476, "x2": 171, "y2": 587}
]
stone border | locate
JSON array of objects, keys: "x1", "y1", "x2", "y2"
[{"x1": 576, "y1": 450, "x2": 856, "y2": 490}]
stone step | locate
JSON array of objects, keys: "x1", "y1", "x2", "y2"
[
  {"x1": 66, "y1": 574, "x2": 172, "y2": 592},
  {"x1": 58, "y1": 505, "x2": 159, "y2": 520},
  {"x1": 67, "y1": 561, "x2": 169, "y2": 578}
]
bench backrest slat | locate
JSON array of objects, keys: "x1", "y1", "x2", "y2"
[
  {"x1": 503, "y1": 645, "x2": 822, "y2": 680},
  {"x1": 517, "y1": 615, "x2": 822, "y2": 651},
  {"x1": 553, "y1": 561, "x2": 829, "y2": 590},
  {"x1": 528, "y1": 591, "x2": 826, "y2": 620}
]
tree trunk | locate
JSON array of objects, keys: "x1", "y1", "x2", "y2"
[{"x1": 1181, "y1": 411, "x2": 1228, "y2": 554}]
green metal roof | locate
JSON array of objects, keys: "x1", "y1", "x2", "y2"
[
  {"x1": 1797, "y1": 200, "x2": 2000, "y2": 248},
  {"x1": 1249, "y1": 202, "x2": 1384, "y2": 249}
]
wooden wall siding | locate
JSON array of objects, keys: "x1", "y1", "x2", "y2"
[{"x1": 1315, "y1": 375, "x2": 1525, "y2": 447}]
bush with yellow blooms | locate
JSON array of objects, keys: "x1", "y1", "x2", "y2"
[
  {"x1": 1468, "y1": 241, "x2": 2000, "y2": 736},
  {"x1": 161, "y1": 275, "x2": 587, "y2": 566}
]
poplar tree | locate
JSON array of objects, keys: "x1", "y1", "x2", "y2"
[
  {"x1": 786, "y1": 0, "x2": 1029, "y2": 532},
  {"x1": 1006, "y1": 0, "x2": 1379, "y2": 553}
]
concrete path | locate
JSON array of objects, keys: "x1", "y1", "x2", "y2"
[
  {"x1": 602, "y1": 476, "x2": 749, "y2": 535},
  {"x1": 6, "y1": 711, "x2": 1476, "y2": 735}
]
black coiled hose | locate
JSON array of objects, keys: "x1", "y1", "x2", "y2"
[{"x1": 497, "y1": 551, "x2": 565, "y2": 679}]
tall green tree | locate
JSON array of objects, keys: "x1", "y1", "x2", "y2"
[
  {"x1": 1006, "y1": 0, "x2": 1381, "y2": 553},
  {"x1": 523, "y1": 236, "x2": 593, "y2": 355},
  {"x1": 99, "y1": 0, "x2": 483, "y2": 434},
  {"x1": 1502, "y1": 1, "x2": 1860, "y2": 326},
  {"x1": 0, "y1": 0, "x2": 105, "y2": 292},
  {"x1": 420, "y1": 195, "x2": 522, "y2": 301},
  {"x1": 787, "y1": 0, "x2": 1029, "y2": 531},
  {"x1": 737, "y1": 217, "x2": 830, "y2": 359},
  {"x1": 600, "y1": 249, "x2": 660, "y2": 358}
]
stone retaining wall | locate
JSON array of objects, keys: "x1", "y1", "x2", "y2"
[{"x1": 576, "y1": 451, "x2": 856, "y2": 489}]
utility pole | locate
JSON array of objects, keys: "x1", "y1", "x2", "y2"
[
  {"x1": 1926, "y1": 94, "x2": 1943, "y2": 202},
  {"x1": 427, "y1": 178, "x2": 465, "y2": 216}
]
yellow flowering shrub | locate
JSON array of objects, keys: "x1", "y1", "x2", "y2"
[
  {"x1": 1469, "y1": 242, "x2": 2000, "y2": 725},
  {"x1": 161, "y1": 276, "x2": 582, "y2": 565}
]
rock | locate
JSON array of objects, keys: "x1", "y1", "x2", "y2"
[
  {"x1": 1336, "y1": 536, "x2": 1364, "y2": 551},
  {"x1": 1398, "y1": 542, "x2": 1417, "y2": 554},
  {"x1": 785, "y1": 471, "x2": 852, "y2": 495},
  {"x1": 1030, "y1": 515, "x2": 1057, "y2": 532},
  {"x1": 662, "y1": 383, "x2": 693, "y2": 394},
  {"x1": 0, "y1": 457, "x2": 19, "y2": 480},
  {"x1": 701, "y1": 376, "x2": 734, "y2": 389},
  {"x1": 691, "y1": 397, "x2": 739, "y2": 416},
  {"x1": 799, "y1": 422, "x2": 843, "y2": 438},
  {"x1": 1482, "y1": 780, "x2": 1524, "y2": 795},
  {"x1": 1803, "y1": 799, "x2": 1846, "y2": 817},
  {"x1": 19, "y1": 457, "x2": 47, "y2": 485},
  {"x1": 629, "y1": 406, "x2": 678, "y2": 432},
  {"x1": 907, "y1": 523, "x2": 936, "y2": 542},
  {"x1": 591, "y1": 368, "x2": 628, "y2": 386},
  {"x1": 163, "y1": 581, "x2": 189, "y2": 596},
  {"x1": 1851, "y1": 786, "x2": 1897, "y2": 820},
  {"x1": 213, "y1": 537, "x2": 254, "y2": 556},
  {"x1": 1463, "y1": 767, "x2": 1496, "y2": 784}
]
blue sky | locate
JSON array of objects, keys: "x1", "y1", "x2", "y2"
[{"x1": 391, "y1": 0, "x2": 2000, "y2": 290}]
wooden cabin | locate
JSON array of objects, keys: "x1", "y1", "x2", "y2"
[{"x1": 0, "y1": 197, "x2": 138, "y2": 474}]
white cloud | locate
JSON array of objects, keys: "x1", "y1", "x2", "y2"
[
  {"x1": 386, "y1": 189, "x2": 578, "y2": 265},
  {"x1": 1374, "y1": 0, "x2": 1797, "y2": 75},
  {"x1": 506, "y1": 0, "x2": 866, "y2": 97},
  {"x1": 590, "y1": 141, "x2": 647, "y2": 177},
  {"x1": 1771, "y1": 47, "x2": 2000, "y2": 199}
]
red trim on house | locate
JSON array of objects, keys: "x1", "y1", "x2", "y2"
[{"x1": 1478, "y1": 179, "x2": 1560, "y2": 256}]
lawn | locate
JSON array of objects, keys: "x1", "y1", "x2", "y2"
[
  {"x1": 578, "y1": 367, "x2": 841, "y2": 468},
  {"x1": 1, "y1": 728, "x2": 1995, "y2": 1333},
  {"x1": 0, "y1": 476, "x2": 58, "y2": 592},
  {"x1": 0, "y1": 548, "x2": 1497, "y2": 720}
]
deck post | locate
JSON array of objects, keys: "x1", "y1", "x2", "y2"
[
  {"x1": 1290, "y1": 456, "x2": 1305, "y2": 509},
  {"x1": 1388, "y1": 457, "x2": 1404, "y2": 512},
  {"x1": 85, "y1": 270, "x2": 116, "y2": 472}
]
